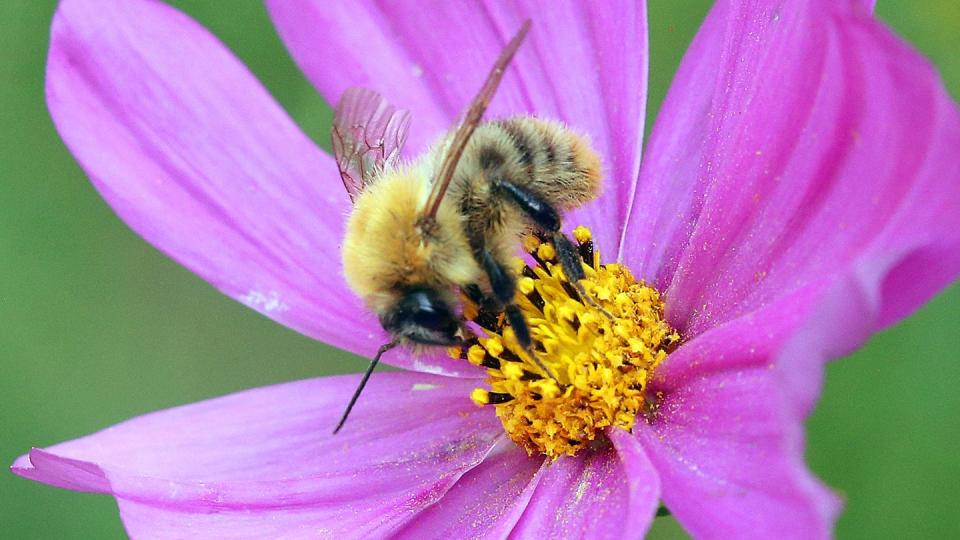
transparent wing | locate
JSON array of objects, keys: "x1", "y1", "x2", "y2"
[{"x1": 331, "y1": 87, "x2": 412, "y2": 202}]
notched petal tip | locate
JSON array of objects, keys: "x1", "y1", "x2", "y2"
[
  {"x1": 11, "y1": 449, "x2": 111, "y2": 494},
  {"x1": 11, "y1": 451, "x2": 33, "y2": 473}
]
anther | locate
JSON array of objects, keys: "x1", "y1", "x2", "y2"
[{"x1": 462, "y1": 226, "x2": 679, "y2": 458}]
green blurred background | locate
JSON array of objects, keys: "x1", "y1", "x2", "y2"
[{"x1": 1, "y1": 1, "x2": 957, "y2": 538}]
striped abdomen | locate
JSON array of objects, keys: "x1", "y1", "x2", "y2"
[
  {"x1": 466, "y1": 116, "x2": 602, "y2": 213},
  {"x1": 434, "y1": 115, "x2": 602, "y2": 265}
]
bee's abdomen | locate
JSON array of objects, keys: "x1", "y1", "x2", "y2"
[{"x1": 474, "y1": 117, "x2": 601, "y2": 212}]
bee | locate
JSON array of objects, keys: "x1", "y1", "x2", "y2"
[{"x1": 332, "y1": 21, "x2": 601, "y2": 432}]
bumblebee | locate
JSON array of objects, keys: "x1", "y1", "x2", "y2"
[{"x1": 333, "y1": 21, "x2": 601, "y2": 431}]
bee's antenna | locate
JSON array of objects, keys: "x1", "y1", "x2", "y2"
[
  {"x1": 418, "y1": 19, "x2": 532, "y2": 235},
  {"x1": 333, "y1": 340, "x2": 399, "y2": 434}
]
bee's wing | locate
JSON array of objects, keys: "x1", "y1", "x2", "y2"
[{"x1": 331, "y1": 87, "x2": 412, "y2": 202}]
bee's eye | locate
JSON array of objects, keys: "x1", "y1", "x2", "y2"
[
  {"x1": 384, "y1": 288, "x2": 459, "y2": 345},
  {"x1": 411, "y1": 304, "x2": 447, "y2": 330}
]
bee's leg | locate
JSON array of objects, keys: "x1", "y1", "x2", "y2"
[
  {"x1": 478, "y1": 248, "x2": 558, "y2": 381},
  {"x1": 462, "y1": 283, "x2": 503, "y2": 334},
  {"x1": 493, "y1": 178, "x2": 612, "y2": 318},
  {"x1": 553, "y1": 235, "x2": 614, "y2": 319},
  {"x1": 463, "y1": 283, "x2": 502, "y2": 312},
  {"x1": 463, "y1": 283, "x2": 487, "y2": 306},
  {"x1": 553, "y1": 234, "x2": 614, "y2": 319}
]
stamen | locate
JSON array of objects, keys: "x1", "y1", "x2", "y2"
[{"x1": 462, "y1": 226, "x2": 679, "y2": 459}]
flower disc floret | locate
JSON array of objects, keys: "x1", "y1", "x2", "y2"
[{"x1": 459, "y1": 226, "x2": 679, "y2": 458}]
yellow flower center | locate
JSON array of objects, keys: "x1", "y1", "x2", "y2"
[{"x1": 453, "y1": 226, "x2": 679, "y2": 459}]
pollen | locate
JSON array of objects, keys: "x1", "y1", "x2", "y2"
[{"x1": 462, "y1": 227, "x2": 679, "y2": 459}]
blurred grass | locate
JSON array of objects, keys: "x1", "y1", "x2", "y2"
[{"x1": 0, "y1": 1, "x2": 957, "y2": 538}]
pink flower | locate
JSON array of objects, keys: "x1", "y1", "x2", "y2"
[{"x1": 13, "y1": 0, "x2": 959, "y2": 538}]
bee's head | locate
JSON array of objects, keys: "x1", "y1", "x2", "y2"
[{"x1": 381, "y1": 286, "x2": 461, "y2": 346}]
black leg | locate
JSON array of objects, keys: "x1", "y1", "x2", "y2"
[
  {"x1": 463, "y1": 283, "x2": 502, "y2": 333},
  {"x1": 478, "y1": 248, "x2": 531, "y2": 345},
  {"x1": 493, "y1": 177, "x2": 612, "y2": 318},
  {"x1": 492, "y1": 178, "x2": 561, "y2": 232},
  {"x1": 479, "y1": 248, "x2": 515, "y2": 306},
  {"x1": 554, "y1": 230, "x2": 613, "y2": 317},
  {"x1": 463, "y1": 283, "x2": 487, "y2": 306},
  {"x1": 552, "y1": 232, "x2": 586, "y2": 282},
  {"x1": 504, "y1": 303, "x2": 532, "y2": 350},
  {"x1": 475, "y1": 247, "x2": 557, "y2": 379},
  {"x1": 333, "y1": 340, "x2": 398, "y2": 434},
  {"x1": 492, "y1": 178, "x2": 582, "y2": 279},
  {"x1": 506, "y1": 303, "x2": 556, "y2": 379}
]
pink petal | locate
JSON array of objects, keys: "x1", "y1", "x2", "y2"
[
  {"x1": 393, "y1": 441, "x2": 542, "y2": 538},
  {"x1": 12, "y1": 373, "x2": 501, "y2": 537},
  {"x1": 510, "y1": 430, "x2": 660, "y2": 539},
  {"x1": 622, "y1": 0, "x2": 960, "y2": 338},
  {"x1": 267, "y1": 0, "x2": 649, "y2": 253},
  {"x1": 637, "y1": 290, "x2": 842, "y2": 539},
  {"x1": 48, "y1": 0, "x2": 477, "y2": 375}
]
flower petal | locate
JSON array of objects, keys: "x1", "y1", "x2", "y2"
[
  {"x1": 266, "y1": 0, "x2": 649, "y2": 253},
  {"x1": 48, "y1": 0, "x2": 476, "y2": 375},
  {"x1": 509, "y1": 430, "x2": 660, "y2": 539},
  {"x1": 636, "y1": 290, "x2": 841, "y2": 539},
  {"x1": 392, "y1": 441, "x2": 542, "y2": 539},
  {"x1": 622, "y1": 0, "x2": 960, "y2": 337},
  {"x1": 12, "y1": 373, "x2": 501, "y2": 538}
]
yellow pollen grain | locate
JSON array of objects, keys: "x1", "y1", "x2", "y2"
[
  {"x1": 466, "y1": 345, "x2": 487, "y2": 366},
  {"x1": 536, "y1": 243, "x2": 556, "y2": 262},
  {"x1": 483, "y1": 337, "x2": 504, "y2": 358},
  {"x1": 518, "y1": 277, "x2": 536, "y2": 295},
  {"x1": 462, "y1": 227, "x2": 678, "y2": 459},
  {"x1": 501, "y1": 363, "x2": 524, "y2": 380},
  {"x1": 573, "y1": 225, "x2": 592, "y2": 244},
  {"x1": 470, "y1": 388, "x2": 489, "y2": 406},
  {"x1": 522, "y1": 234, "x2": 541, "y2": 253}
]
